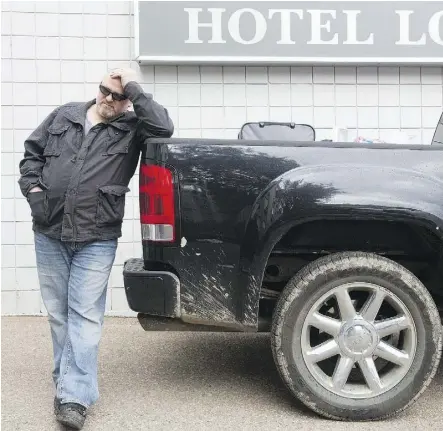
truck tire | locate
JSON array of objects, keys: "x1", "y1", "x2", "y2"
[{"x1": 271, "y1": 251, "x2": 442, "y2": 421}]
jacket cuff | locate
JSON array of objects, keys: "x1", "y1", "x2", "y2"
[
  {"x1": 20, "y1": 176, "x2": 46, "y2": 197},
  {"x1": 124, "y1": 81, "x2": 149, "y2": 102}
]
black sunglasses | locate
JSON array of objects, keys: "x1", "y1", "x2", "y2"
[{"x1": 99, "y1": 84, "x2": 127, "y2": 102}]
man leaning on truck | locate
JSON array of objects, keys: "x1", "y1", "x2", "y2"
[{"x1": 17, "y1": 68, "x2": 174, "y2": 430}]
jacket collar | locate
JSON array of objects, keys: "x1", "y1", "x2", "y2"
[{"x1": 62, "y1": 99, "x2": 131, "y2": 131}]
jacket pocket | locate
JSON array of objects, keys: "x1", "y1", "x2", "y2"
[
  {"x1": 27, "y1": 191, "x2": 49, "y2": 225},
  {"x1": 96, "y1": 185, "x2": 130, "y2": 227},
  {"x1": 104, "y1": 128, "x2": 131, "y2": 155},
  {"x1": 44, "y1": 124, "x2": 70, "y2": 156}
]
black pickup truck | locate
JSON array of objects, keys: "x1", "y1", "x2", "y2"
[{"x1": 123, "y1": 114, "x2": 443, "y2": 421}]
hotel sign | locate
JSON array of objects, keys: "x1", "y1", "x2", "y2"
[{"x1": 134, "y1": 1, "x2": 443, "y2": 64}]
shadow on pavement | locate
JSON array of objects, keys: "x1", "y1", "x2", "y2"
[{"x1": 105, "y1": 331, "x2": 317, "y2": 418}]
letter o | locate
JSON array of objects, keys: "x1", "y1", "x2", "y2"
[
  {"x1": 429, "y1": 11, "x2": 443, "y2": 45},
  {"x1": 228, "y1": 8, "x2": 267, "y2": 45}
]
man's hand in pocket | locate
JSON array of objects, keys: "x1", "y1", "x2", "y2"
[{"x1": 29, "y1": 187, "x2": 43, "y2": 193}]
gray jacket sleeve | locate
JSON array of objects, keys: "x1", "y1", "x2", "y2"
[
  {"x1": 17, "y1": 107, "x2": 60, "y2": 197},
  {"x1": 124, "y1": 81, "x2": 174, "y2": 140}
]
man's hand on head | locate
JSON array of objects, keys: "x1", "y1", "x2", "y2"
[{"x1": 110, "y1": 68, "x2": 139, "y2": 90}]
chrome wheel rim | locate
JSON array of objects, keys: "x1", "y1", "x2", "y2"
[{"x1": 299, "y1": 282, "x2": 417, "y2": 399}]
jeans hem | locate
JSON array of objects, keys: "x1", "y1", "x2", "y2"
[{"x1": 60, "y1": 398, "x2": 90, "y2": 409}]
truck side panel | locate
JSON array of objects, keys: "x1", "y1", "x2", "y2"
[{"x1": 141, "y1": 139, "x2": 443, "y2": 330}]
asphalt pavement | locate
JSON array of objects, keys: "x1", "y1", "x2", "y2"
[{"x1": 2, "y1": 316, "x2": 442, "y2": 431}]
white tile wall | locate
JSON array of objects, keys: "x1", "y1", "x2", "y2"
[{"x1": 1, "y1": 1, "x2": 443, "y2": 315}]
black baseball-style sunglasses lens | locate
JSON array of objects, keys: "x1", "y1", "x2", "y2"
[{"x1": 99, "y1": 85, "x2": 127, "y2": 101}]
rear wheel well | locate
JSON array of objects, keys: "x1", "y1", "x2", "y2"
[{"x1": 259, "y1": 219, "x2": 443, "y2": 320}]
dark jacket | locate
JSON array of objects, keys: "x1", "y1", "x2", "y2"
[{"x1": 18, "y1": 81, "x2": 174, "y2": 243}]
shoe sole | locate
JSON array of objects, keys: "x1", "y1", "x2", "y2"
[{"x1": 56, "y1": 412, "x2": 85, "y2": 430}]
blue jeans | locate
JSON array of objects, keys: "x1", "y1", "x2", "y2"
[{"x1": 34, "y1": 231, "x2": 117, "y2": 409}]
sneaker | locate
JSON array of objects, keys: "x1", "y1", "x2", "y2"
[{"x1": 56, "y1": 403, "x2": 87, "y2": 430}]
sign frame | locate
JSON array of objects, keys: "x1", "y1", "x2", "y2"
[{"x1": 134, "y1": 0, "x2": 443, "y2": 65}]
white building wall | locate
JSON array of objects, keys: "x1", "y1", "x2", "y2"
[{"x1": 1, "y1": 1, "x2": 443, "y2": 315}]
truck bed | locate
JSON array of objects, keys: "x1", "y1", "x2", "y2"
[{"x1": 126, "y1": 137, "x2": 443, "y2": 330}]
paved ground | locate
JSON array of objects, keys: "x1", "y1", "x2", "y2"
[{"x1": 2, "y1": 316, "x2": 442, "y2": 431}]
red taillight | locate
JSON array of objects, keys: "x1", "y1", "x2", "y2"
[{"x1": 139, "y1": 164, "x2": 175, "y2": 242}]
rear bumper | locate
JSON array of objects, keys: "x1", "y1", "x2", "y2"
[
  {"x1": 123, "y1": 258, "x2": 180, "y2": 317},
  {"x1": 123, "y1": 258, "x2": 271, "y2": 332}
]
